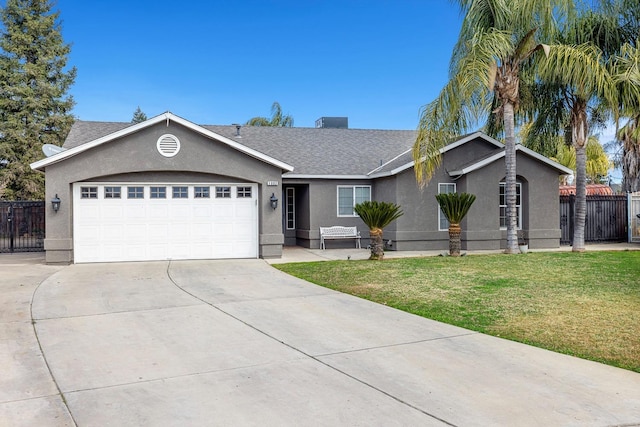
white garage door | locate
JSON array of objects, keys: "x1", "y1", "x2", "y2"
[{"x1": 73, "y1": 183, "x2": 258, "y2": 263}]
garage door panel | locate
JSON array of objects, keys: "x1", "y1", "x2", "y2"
[
  {"x1": 125, "y1": 224, "x2": 148, "y2": 240},
  {"x1": 74, "y1": 183, "x2": 258, "y2": 263}
]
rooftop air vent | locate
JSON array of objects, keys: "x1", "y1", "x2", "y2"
[{"x1": 156, "y1": 134, "x2": 180, "y2": 157}]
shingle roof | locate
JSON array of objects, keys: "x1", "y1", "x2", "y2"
[{"x1": 64, "y1": 120, "x2": 417, "y2": 176}]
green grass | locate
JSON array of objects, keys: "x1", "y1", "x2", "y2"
[{"x1": 275, "y1": 251, "x2": 640, "y2": 372}]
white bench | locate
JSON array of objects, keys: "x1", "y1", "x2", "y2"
[{"x1": 320, "y1": 226, "x2": 361, "y2": 250}]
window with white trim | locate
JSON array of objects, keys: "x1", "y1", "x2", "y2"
[
  {"x1": 194, "y1": 186, "x2": 210, "y2": 198},
  {"x1": 499, "y1": 182, "x2": 522, "y2": 229},
  {"x1": 172, "y1": 186, "x2": 188, "y2": 199},
  {"x1": 150, "y1": 186, "x2": 166, "y2": 199},
  {"x1": 237, "y1": 186, "x2": 252, "y2": 198},
  {"x1": 286, "y1": 187, "x2": 295, "y2": 229},
  {"x1": 438, "y1": 183, "x2": 456, "y2": 231},
  {"x1": 216, "y1": 186, "x2": 231, "y2": 198},
  {"x1": 104, "y1": 186, "x2": 121, "y2": 199},
  {"x1": 127, "y1": 186, "x2": 144, "y2": 199},
  {"x1": 337, "y1": 185, "x2": 371, "y2": 217},
  {"x1": 81, "y1": 187, "x2": 98, "y2": 199}
]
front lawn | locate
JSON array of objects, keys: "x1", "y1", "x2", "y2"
[{"x1": 275, "y1": 251, "x2": 640, "y2": 372}]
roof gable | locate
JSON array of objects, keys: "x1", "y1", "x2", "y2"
[
  {"x1": 31, "y1": 112, "x2": 294, "y2": 172},
  {"x1": 368, "y1": 131, "x2": 502, "y2": 178},
  {"x1": 448, "y1": 144, "x2": 573, "y2": 177}
]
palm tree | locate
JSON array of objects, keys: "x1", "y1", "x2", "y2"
[
  {"x1": 612, "y1": 42, "x2": 640, "y2": 193},
  {"x1": 524, "y1": 3, "x2": 631, "y2": 251},
  {"x1": 413, "y1": 0, "x2": 573, "y2": 254},
  {"x1": 245, "y1": 101, "x2": 294, "y2": 127},
  {"x1": 435, "y1": 192, "x2": 476, "y2": 256},
  {"x1": 354, "y1": 201, "x2": 403, "y2": 260}
]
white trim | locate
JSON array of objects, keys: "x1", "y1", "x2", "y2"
[
  {"x1": 368, "y1": 132, "x2": 503, "y2": 178},
  {"x1": 286, "y1": 187, "x2": 295, "y2": 230},
  {"x1": 31, "y1": 112, "x2": 294, "y2": 172},
  {"x1": 367, "y1": 149, "x2": 412, "y2": 175},
  {"x1": 448, "y1": 151, "x2": 505, "y2": 177},
  {"x1": 337, "y1": 185, "x2": 371, "y2": 217},
  {"x1": 499, "y1": 182, "x2": 522, "y2": 230},
  {"x1": 516, "y1": 144, "x2": 573, "y2": 174},
  {"x1": 438, "y1": 183, "x2": 456, "y2": 231},
  {"x1": 283, "y1": 173, "x2": 370, "y2": 180},
  {"x1": 449, "y1": 145, "x2": 573, "y2": 177}
]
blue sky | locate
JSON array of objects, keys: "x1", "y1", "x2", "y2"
[
  {"x1": 56, "y1": 0, "x2": 462, "y2": 129},
  {"x1": 54, "y1": 0, "x2": 620, "y2": 181}
]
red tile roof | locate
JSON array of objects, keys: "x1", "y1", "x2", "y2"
[{"x1": 559, "y1": 184, "x2": 614, "y2": 196}]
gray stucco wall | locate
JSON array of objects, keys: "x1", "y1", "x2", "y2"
[
  {"x1": 380, "y1": 140, "x2": 563, "y2": 251},
  {"x1": 42, "y1": 121, "x2": 285, "y2": 263},
  {"x1": 283, "y1": 178, "x2": 373, "y2": 249}
]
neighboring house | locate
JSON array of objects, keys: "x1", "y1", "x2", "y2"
[
  {"x1": 31, "y1": 112, "x2": 572, "y2": 264},
  {"x1": 559, "y1": 184, "x2": 614, "y2": 196}
]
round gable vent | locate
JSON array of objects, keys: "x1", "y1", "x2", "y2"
[{"x1": 156, "y1": 134, "x2": 180, "y2": 157}]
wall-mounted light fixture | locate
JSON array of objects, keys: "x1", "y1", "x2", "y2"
[
  {"x1": 270, "y1": 193, "x2": 278, "y2": 210},
  {"x1": 51, "y1": 194, "x2": 61, "y2": 212}
]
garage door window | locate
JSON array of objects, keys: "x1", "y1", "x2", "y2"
[
  {"x1": 104, "y1": 186, "x2": 121, "y2": 199},
  {"x1": 237, "y1": 186, "x2": 252, "y2": 198},
  {"x1": 150, "y1": 186, "x2": 166, "y2": 199},
  {"x1": 81, "y1": 187, "x2": 98, "y2": 199},
  {"x1": 194, "y1": 186, "x2": 210, "y2": 198},
  {"x1": 216, "y1": 186, "x2": 231, "y2": 198},
  {"x1": 172, "y1": 186, "x2": 188, "y2": 199},
  {"x1": 128, "y1": 186, "x2": 144, "y2": 199}
]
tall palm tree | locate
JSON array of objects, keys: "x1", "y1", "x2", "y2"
[
  {"x1": 354, "y1": 201, "x2": 403, "y2": 260},
  {"x1": 245, "y1": 101, "x2": 294, "y2": 127},
  {"x1": 413, "y1": 0, "x2": 573, "y2": 254},
  {"x1": 435, "y1": 192, "x2": 476, "y2": 256},
  {"x1": 524, "y1": 3, "x2": 631, "y2": 251},
  {"x1": 612, "y1": 42, "x2": 640, "y2": 193}
]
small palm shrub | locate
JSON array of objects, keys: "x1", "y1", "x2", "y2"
[
  {"x1": 435, "y1": 192, "x2": 476, "y2": 256},
  {"x1": 354, "y1": 201, "x2": 404, "y2": 260}
]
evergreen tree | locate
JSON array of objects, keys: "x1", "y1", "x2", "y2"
[
  {"x1": 0, "y1": 0, "x2": 76, "y2": 200},
  {"x1": 131, "y1": 106, "x2": 147, "y2": 124}
]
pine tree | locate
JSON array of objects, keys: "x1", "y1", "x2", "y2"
[
  {"x1": 131, "y1": 106, "x2": 147, "y2": 124},
  {"x1": 0, "y1": 0, "x2": 76, "y2": 200}
]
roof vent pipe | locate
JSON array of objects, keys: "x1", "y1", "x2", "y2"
[{"x1": 233, "y1": 124, "x2": 242, "y2": 138}]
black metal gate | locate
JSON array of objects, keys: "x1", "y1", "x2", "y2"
[
  {"x1": 0, "y1": 201, "x2": 45, "y2": 253},
  {"x1": 560, "y1": 195, "x2": 628, "y2": 244}
]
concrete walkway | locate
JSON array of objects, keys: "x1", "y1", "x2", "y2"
[{"x1": 1, "y1": 252, "x2": 639, "y2": 426}]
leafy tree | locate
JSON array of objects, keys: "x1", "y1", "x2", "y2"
[
  {"x1": 435, "y1": 192, "x2": 476, "y2": 257},
  {"x1": 0, "y1": 0, "x2": 75, "y2": 200},
  {"x1": 413, "y1": 0, "x2": 573, "y2": 254},
  {"x1": 131, "y1": 106, "x2": 147, "y2": 124},
  {"x1": 551, "y1": 136, "x2": 613, "y2": 184},
  {"x1": 354, "y1": 201, "x2": 403, "y2": 260},
  {"x1": 245, "y1": 101, "x2": 293, "y2": 127}
]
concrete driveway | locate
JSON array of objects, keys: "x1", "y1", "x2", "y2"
[{"x1": 2, "y1": 256, "x2": 640, "y2": 426}]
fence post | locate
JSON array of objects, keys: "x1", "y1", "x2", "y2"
[
  {"x1": 8, "y1": 203, "x2": 14, "y2": 253},
  {"x1": 568, "y1": 194, "x2": 575, "y2": 246}
]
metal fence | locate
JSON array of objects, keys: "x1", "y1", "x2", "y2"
[
  {"x1": 560, "y1": 195, "x2": 628, "y2": 245},
  {"x1": 0, "y1": 201, "x2": 46, "y2": 253}
]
